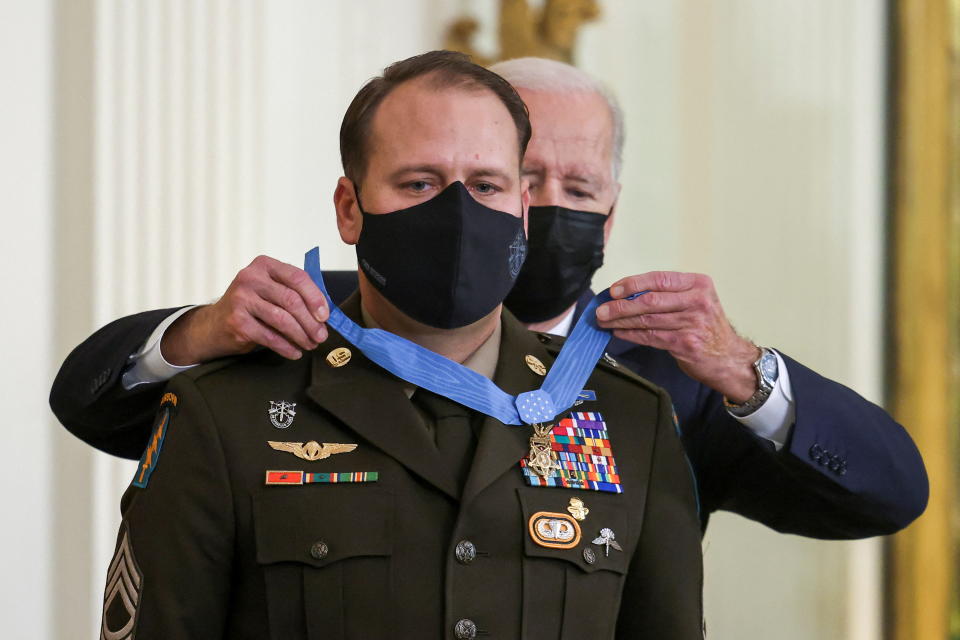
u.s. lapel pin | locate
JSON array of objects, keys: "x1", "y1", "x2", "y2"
[
  {"x1": 326, "y1": 347, "x2": 352, "y2": 368},
  {"x1": 268, "y1": 400, "x2": 296, "y2": 429}
]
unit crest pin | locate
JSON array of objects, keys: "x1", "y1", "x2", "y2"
[{"x1": 268, "y1": 400, "x2": 297, "y2": 429}]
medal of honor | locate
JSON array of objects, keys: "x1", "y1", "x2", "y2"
[
  {"x1": 303, "y1": 247, "x2": 645, "y2": 493},
  {"x1": 527, "y1": 422, "x2": 560, "y2": 477}
]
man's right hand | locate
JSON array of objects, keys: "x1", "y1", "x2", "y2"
[{"x1": 161, "y1": 255, "x2": 330, "y2": 365}]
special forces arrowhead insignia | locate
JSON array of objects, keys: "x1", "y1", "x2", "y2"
[
  {"x1": 132, "y1": 392, "x2": 177, "y2": 489},
  {"x1": 591, "y1": 527, "x2": 623, "y2": 557},
  {"x1": 268, "y1": 401, "x2": 297, "y2": 429},
  {"x1": 268, "y1": 441, "x2": 358, "y2": 461}
]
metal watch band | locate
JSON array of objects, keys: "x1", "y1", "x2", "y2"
[{"x1": 724, "y1": 347, "x2": 777, "y2": 417}]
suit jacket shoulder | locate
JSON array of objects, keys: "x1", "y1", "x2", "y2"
[
  {"x1": 537, "y1": 332, "x2": 667, "y2": 401},
  {"x1": 49, "y1": 270, "x2": 359, "y2": 460}
]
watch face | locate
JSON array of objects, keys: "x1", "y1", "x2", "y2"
[{"x1": 760, "y1": 352, "x2": 779, "y2": 383}]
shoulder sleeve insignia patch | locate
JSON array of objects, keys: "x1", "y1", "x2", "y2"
[
  {"x1": 132, "y1": 392, "x2": 178, "y2": 489},
  {"x1": 100, "y1": 524, "x2": 143, "y2": 640}
]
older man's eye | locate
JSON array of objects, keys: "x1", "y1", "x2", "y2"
[
  {"x1": 406, "y1": 181, "x2": 430, "y2": 192},
  {"x1": 567, "y1": 187, "x2": 593, "y2": 200}
]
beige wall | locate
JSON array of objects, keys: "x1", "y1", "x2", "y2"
[
  {"x1": 579, "y1": 3, "x2": 887, "y2": 639},
  {"x1": 2, "y1": 1, "x2": 888, "y2": 638}
]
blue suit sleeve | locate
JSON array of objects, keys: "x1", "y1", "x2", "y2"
[
  {"x1": 777, "y1": 353, "x2": 928, "y2": 533},
  {"x1": 608, "y1": 339, "x2": 928, "y2": 539},
  {"x1": 684, "y1": 354, "x2": 927, "y2": 539}
]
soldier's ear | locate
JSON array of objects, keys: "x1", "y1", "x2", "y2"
[{"x1": 334, "y1": 177, "x2": 363, "y2": 245}]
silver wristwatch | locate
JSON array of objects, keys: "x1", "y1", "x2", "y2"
[{"x1": 725, "y1": 347, "x2": 778, "y2": 417}]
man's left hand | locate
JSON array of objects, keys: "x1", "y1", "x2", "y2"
[{"x1": 596, "y1": 271, "x2": 761, "y2": 403}]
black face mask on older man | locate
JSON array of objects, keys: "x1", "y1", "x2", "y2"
[
  {"x1": 503, "y1": 205, "x2": 606, "y2": 324},
  {"x1": 355, "y1": 181, "x2": 527, "y2": 329}
]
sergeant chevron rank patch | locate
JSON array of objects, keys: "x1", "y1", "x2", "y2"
[
  {"x1": 520, "y1": 411, "x2": 623, "y2": 493},
  {"x1": 100, "y1": 525, "x2": 142, "y2": 640},
  {"x1": 132, "y1": 392, "x2": 177, "y2": 489}
]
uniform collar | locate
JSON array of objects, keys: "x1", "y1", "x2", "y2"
[
  {"x1": 359, "y1": 302, "x2": 502, "y2": 398},
  {"x1": 307, "y1": 292, "x2": 554, "y2": 504},
  {"x1": 306, "y1": 292, "x2": 460, "y2": 499},
  {"x1": 460, "y1": 308, "x2": 554, "y2": 505}
]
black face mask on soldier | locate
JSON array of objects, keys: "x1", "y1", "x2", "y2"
[
  {"x1": 355, "y1": 181, "x2": 527, "y2": 329},
  {"x1": 503, "y1": 205, "x2": 607, "y2": 324}
]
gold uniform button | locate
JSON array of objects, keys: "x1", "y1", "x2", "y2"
[
  {"x1": 525, "y1": 354, "x2": 547, "y2": 376},
  {"x1": 326, "y1": 347, "x2": 352, "y2": 368}
]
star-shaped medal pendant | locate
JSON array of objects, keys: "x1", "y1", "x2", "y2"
[{"x1": 527, "y1": 422, "x2": 560, "y2": 478}]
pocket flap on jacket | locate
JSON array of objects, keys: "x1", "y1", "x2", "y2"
[
  {"x1": 254, "y1": 486, "x2": 393, "y2": 569},
  {"x1": 517, "y1": 486, "x2": 630, "y2": 575}
]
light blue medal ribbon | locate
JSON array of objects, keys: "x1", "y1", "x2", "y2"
[{"x1": 305, "y1": 247, "x2": 641, "y2": 426}]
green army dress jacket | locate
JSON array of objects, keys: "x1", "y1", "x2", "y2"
[{"x1": 100, "y1": 294, "x2": 704, "y2": 640}]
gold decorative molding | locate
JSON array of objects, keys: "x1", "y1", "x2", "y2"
[
  {"x1": 444, "y1": 0, "x2": 600, "y2": 65},
  {"x1": 889, "y1": 1, "x2": 960, "y2": 639}
]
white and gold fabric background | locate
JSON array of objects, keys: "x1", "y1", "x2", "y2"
[{"x1": 1, "y1": 1, "x2": 887, "y2": 638}]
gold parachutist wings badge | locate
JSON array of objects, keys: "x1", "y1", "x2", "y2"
[{"x1": 268, "y1": 441, "x2": 358, "y2": 462}]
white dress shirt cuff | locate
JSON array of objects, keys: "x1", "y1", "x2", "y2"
[
  {"x1": 728, "y1": 350, "x2": 795, "y2": 450},
  {"x1": 121, "y1": 306, "x2": 200, "y2": 390}
]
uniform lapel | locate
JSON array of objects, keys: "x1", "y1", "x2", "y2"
[
  {"x1": 461, "y1": 311, "x2": 553, "y2": 506},
  {"x1": 305, "y1": 293, "x2": 460, "y2": 500}
]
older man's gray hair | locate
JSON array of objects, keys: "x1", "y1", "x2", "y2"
[{"x1": 490, "y1": 57, "x2": 625, "y2": 179}]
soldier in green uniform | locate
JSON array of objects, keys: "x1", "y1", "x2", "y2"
[{"x1": 99, "y1": 50, "x2": 702, "y2": 640}]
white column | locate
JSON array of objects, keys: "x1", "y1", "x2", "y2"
[{"x1": 87, "y1": 1, "x2": 268, "y2": 636}]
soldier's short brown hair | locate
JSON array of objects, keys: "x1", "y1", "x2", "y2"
[{"x1": 339, "y1": 50, "x2": 532, "y2": 184}]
